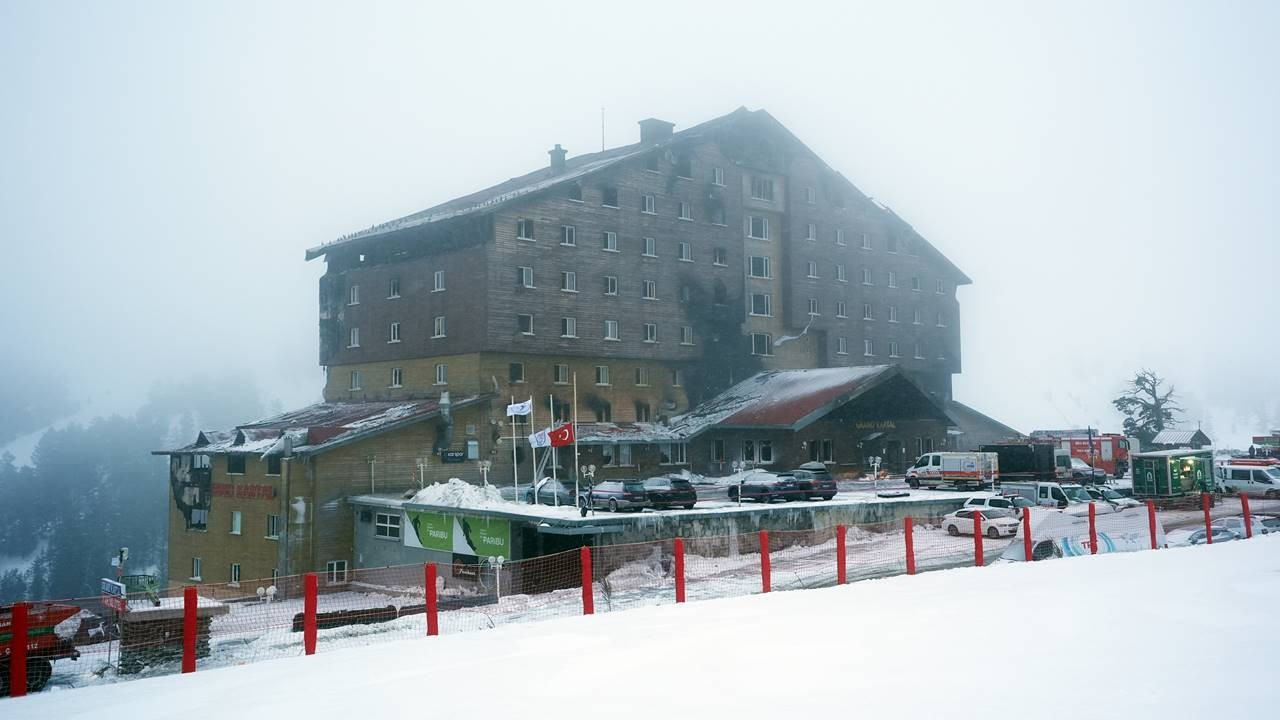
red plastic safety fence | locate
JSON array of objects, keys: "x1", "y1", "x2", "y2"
[
  {"x1": 580, "y1": 547, "x2": 594, "y2": 615},
  {"x1": 759, "y1": 531, "x2": 771, "y2": 593},
  {"x1": 904, "y1": 517, "x2": 916, "y2": 575},
  {"x1": 425, "y1": 563, "x2": 438, "y2": 636},
  {"x1": 674, "y1": 539, "x2": 686, "y2": 603},
  {"x1": 836, "y1": 525, "x2": 847, "y2": 585},
  {"x1": 1202, "y1": 493, "x2": 1213, "y2": 544},
  {"x1": 182, "y1": 587, "x2": 196, "y2": 673},
  {"x1": 1241, "y1": 494, "x2": 1253, "y2": 539},
  {"x1": 973, "y1": 511, "x2": 984, "y2": 566},
  {"x1": 1088, "y1": 503, "x2": 1098, "y2": 555},
  {"x1": 1148, "y1": 500, "x2": 1159, "y2": 549},
  {"x1": 10, "y1": 601, "x2": 27, "y2": 697},
  {"x1": 303, "y1": 574, "x2": 317, "y2": 655},
  {"x1": 1022, "y1": 510, "x2": 1033, "y2": 561}
]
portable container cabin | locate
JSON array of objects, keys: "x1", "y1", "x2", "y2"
[{"x1": 1131, "y1": 448, "x2": 1213, "y2": 497}]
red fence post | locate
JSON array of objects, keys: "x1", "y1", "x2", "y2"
[
  {"x1": 973, "y1": 511, "x2": 984, "y2": 567},
  {"x1": 759, "y1": 530, "x2": 771, "y2": 593},
  {"x1": 182, "y1": 586, "x2": 197, "y2": 673},
  {"x1": 425, "y1": 563, "x2": 439, "y2": 636},
  {"x1": 10, "y1": 601, "x2": 27, "y2": 696},
  {"x1": 303, "y1": 573, "x2": 317, "y2": 655},
  {"x1": 1202, "y1": 492, "x2": 1213, "y2": 545},
  {"x1": 1147, "y1": 500, "x2": 1158, "y2": 549},
  {"x1": 674, "y1": 538, "x2": 686, "y2": 603},
  {"x1": 580, "y1": 546, "x2": 594, "y2": 615},
  {"x1": 836, "y1": 525, "x2": 847, "y2": 585},
  {"x1": 1022, "y1": 509, "x2": 1033, "y2": 561},
  {"x1": 904, "y1": 517, "x2": 916, "y2": 576},
  {"x1": 1241, "y1": 493, "x2": 1253, "y2": 539},
  {"x1": 1088, "y1": 502, "x2": 1098, "y2": 555}
]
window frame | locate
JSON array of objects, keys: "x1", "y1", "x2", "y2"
[{"x1": 374, "y1": 512, "x2": 402, "y2": 540}]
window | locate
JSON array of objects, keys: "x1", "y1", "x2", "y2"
[
  {"x1": 837, "y1": 336, "x2": 848, "y2": 354},
  {"x1": 678, "y1": 201, "x2": 692, "y2": 220},
  {"x1": 751, "y1": 333, "x2": 773, "y2": 356},
  {"x1": 709, "y1": 200, "x2": 725, "y2": 225},
  {"x1": 516, "y1": 218, "x2": 535, "y2": 240},
  {"x1": 230, "y1": 511, "x2": 242, "y2": 535},
  {"x1": 435, "y1": 363, "x2": 447, "y2": 384},
  {"x1": 643, "y1": 280, "x2": 657, "y2": 299},
  {"x1": 266, "y1": 514, "x2": 280, "y2": 539},
  {"x1": 568, "y1": 183, "x2": 583, "y2": 201},
  {"x1": 348, "y1": 327, "x2": 360, "y2": 348},
  {"x1": 888, "y1": 306, "x2": 899, "y2": 323},
  {"x1": 911, "y1": 276, "x2": 922, "y2": 292},
  {"x1": 635, "y1": 367, "x2": 650, "y2": 386},
  {"x1": 348, "y1": 284, "x2": 360, "y2": 305},
  {"x1": 889, "y1": 341, "x2": 900, "y2": 358},
  {"x1": 743, "y1": 439, "x2": 774, "y2": 464},
  {"x1": 561, "y1": 225, "x2": 576, "y2": 246},
  {"x1": 750, "y1": 293, "x2": 772, "y2": 316},
  {"x1": 607, "y1": 443, "x2": 633, "y2": 466},
  {"x1": 390, "y1": 367, "x2": 403, "y2": 388},
  {"x1": 645, "y1": 154, "x2": 660, "y2": 171},
  {"x1": 518, "y1": 314, "x2": 534, "y2": 335},
  {"x1": 836, "y1": 264, "x2": 847, "y2": 282},
  {"x1": 805, "y1": 223, "x2": 817, "y2": 240},
  {"x1": 713, "y1": 167, "x2": 724, "y2": 186},
  {"x1": 433, "y1": 270, "x2": 445, "y2": 291},
  {"x1": 937, "y1": 312, "x2": 948, "y2": 327},
  {"x1": 642, "y1": 194, "x2": 656, "y2": 214},
  {"x1": 806, "y1": 260, "x2": 819, "y2": 278},
  {"x1": 936, "y1": 279, "x2": 945, "y2": 294},
  {"x1": 594, "y1": 401, "x2": 613, "y2": 422},
  {"x1": 561, "y1": 317, "x2": 577, "y2": 337},
  {"x1": 938, "y1": 347, "x2": 948, "y2": 361},
  {"x1": 375, "y1": 513, "x2": 401, "y2": 540},
  {"x1": 561, "y1": 271, "x2": 577, "y2": 292},
  {"x1": 711, "y1": 439, "x2": 727, "y2": 462},
  {"x1": 861, "y1": 233, "x2": 872, "y2": 250},
  {"x1": 820, "y1": 439, "x2": 834, "y2": 463},
  {"x1": 433, "y1": 315, "x2": 446, "y2": 337},
  {"x1": 747, "y1": 216, "x2": 769, "y2": 240},
  {"x1": 914, "y1": 342, "x2": 925, "y2": 359},
  {"x1": 672, "y1": 368, "x2": 684, "y2": 387},
  {"x1": 678, "y1": 285, "x2": 691, "y2": 302},
  {"x1": 191, "y1": 557, "x2": 202, "y2": 580},
  {"x1": 604, "y1": 275, "x2": 618, "y2": 295},
  {"x1": 863, "y1": 303, "x2": 873, "y2": 320},
  {"x1": 643, "y1": 237, "x2": 657, "y2": 257},
  {"x1": 678, "y1": 241, "x2": 692, "y2": 261},
  {"x1": 326, "y1": 560, "x2": 348, "y2": 583},
  {"x1": 643, "y1": 323, "x2": 657, "y2": 343},
  {"x1": 603, "y1": 231, "x2": 618, "y2": 251},
  {"x1": 509, "y1": 362, "x2": 525, "y2": 383},
  {"x1": 554, "y1": 364, "x2": 570, "y2": 384},
  {"x1": 835, "y1": 229, "x2": 846, "y2": 246},
  {"x1": 836, "y1": 300, "x2": 847, "y2": 318},
  {"x1": 713, "y1": 247, "x2": 728, "y2": 266},
  {"x1": 604, "y1": 320, "x2": 619, "y2": 340},
  {"x1": 264, "y1": 455, "x2": 280, "y2": 475},
  {"x1": 888, "y1": 271, "x2": 898, "y2": 288},
  {"x1": 750, "y1": 177, "x2": 774, "y2": 201},
  {"x1": 887, "y1": 236, "x2": 898, "y2": 253},
  {"x1": 602, "y1": 186, "x2": 618, "y2": 207},
  {"x1": 518, "y1": 266, "x2": 534, "y2": 288},
  {"x1": 388, "y1": 278, "x2": 401, "y2": 298},
  {"x1": 864, "y1": 339, "x2": 875, "y2": 356},
  {"x1": 749, "y1": 255, "x2": 771, "y2": 278},
  {"x1": 660, "y1": 443, "x2": 688, "y2": 465},
  {"x1": 862, "y1": 268, "x2": 873, "y2": 285},
  {"x1": 803, "y1": 186, "x2": 816, "y2": 204},
  {"x1": 349, "y1": 370, "x2": 362, "y2": 391},
  {"x1": 913, "y1": 308, "x2": 923, "y2": 325},
  {"x1": 389, "y1": 322, "x2": 401, "y2": 343},
  {"x1": 227, "y1": 455, "x2": 246, "y2": 474},
  {"x1": 675, "y1": 153, "x2": 692, "y2": 178},
  {"x1": 595, "y1": 365, "x2": 610, "y2": 385},
  {"x1": 230, "y1": 563, "x2": 241, "y2": 584},
  {"x1": 806, "y1": 297, "x2": 818, "y2": 316},
  {"x1": 680, "y1": 326, "x2": 693, "y2": 345}
]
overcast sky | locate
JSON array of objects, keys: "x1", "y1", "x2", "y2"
[{"x1": 3, "y1": 1, "x2": 1277, "y2": 453}]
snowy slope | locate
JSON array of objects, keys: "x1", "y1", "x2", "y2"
[{"x1": 9, "y1": 536, "x2": 1279, "y2": 718}]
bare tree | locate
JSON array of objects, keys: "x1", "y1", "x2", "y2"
[{"x1": 1112, "y1": 369, "x2": 1182, "y2": 446}]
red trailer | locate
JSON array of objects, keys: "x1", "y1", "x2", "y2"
[
  {"x1": 1031, "y1": 431, "x2": 1133, "y2": 478},
  {"x1": 0, "y1": 602, "x2": 82, "y2": 695}
]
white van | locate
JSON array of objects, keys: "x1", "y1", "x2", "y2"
[
  {"x1": 999, "y1": 481, "x2": 1095, "y2": 509},
  {"x1": 906, "y1": 452, "x2": 998, "y2": 490},
  {"x1": 1214, "y1": 461, "x2": 1280, "y2": 498}
]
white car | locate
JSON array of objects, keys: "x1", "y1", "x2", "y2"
[
  {"x1": 1085, "y1": 487, "x2": 1141, "y2": 509},
  {"x1": 943, "y1": 508, "x2": 1021, "y2": 539},
  {"x1": 1166, "y1": 526, "x2": 1240, "y2": 547},
  {"x1": 1217, "y1": 515, "x2": 1273, "y2": 537},
  {"x1": 963, "y1": 494, "x2": 1035, "y2": 519}
]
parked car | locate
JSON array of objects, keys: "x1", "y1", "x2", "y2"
[
  {"x1": 1167, "y1": 526, "x2": 1240, "y2": 547},
  {"x1": 1084, "y1": 486, "x2": 1142, "y2": 509},
  {"x1": 942, "y1": 508, "x2": 1020, "y2": 539},
  {"x1": 642, "y1": 476, "x2": 698, "y2": 510},
  {"x1": 726, "y1": 472, "x2": 801, "y2": 503},
  {"x1": 962, "y1": 495, "x2": 1022, "y2": 518},
  {"x1": 582, "y1": 480, "x2": 651, "y2": 512},
  {"x1": 783, "y1": 462, "x2": 838, "y2": 500},
  {"x1": 1069, "y1": 457, "x2": 1108, "y2": 484},
  {"x1": 1217, "y1": 515, "x2": 1274, "y2": 537},
  {"x1": 524, "y1": 477, "x2": 578, "y2": 507}
]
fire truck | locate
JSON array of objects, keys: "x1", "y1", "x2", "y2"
[
  {"x1": 0, "y1": 602, "x2": 82, "y2": 695},
  {"x1": 1030, "y1": 430, "x2": 1133, "y2": 479}
]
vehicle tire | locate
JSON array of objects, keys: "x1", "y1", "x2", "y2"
[
  {"x1": 684, "y1": 503, "x2": 696, "y2": 510},
  {"x1": 987, "y1": 526, "x2": 1000, "y2": 539},
  {"x1": 822, "y1": 494, "x2": 835, "y2": 501},
  {"x1": 608, "y1": 499, "x2": 618, "y2": 513},
  {"x1": 727, "y1": 486, "x2": 739, "y2": 501},
  {"x1": 907, "y1": 479, "x2": 919, "y2": 488},
  {"x1": 1268, "y1": 490, "x2": 1279, "y2": 500},
  {"x1": 947, "y1": 524, "x2": 959, "y2": 536},
  {"x1": 26, "y1": 658, "x2": 52, "y2": 693}
]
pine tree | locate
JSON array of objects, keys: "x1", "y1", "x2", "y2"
[{"x1": 1112, "y1": 369, "x2": 1182, "y2": 446}]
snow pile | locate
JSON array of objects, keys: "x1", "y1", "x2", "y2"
[{"x1": 410, "y1": 478, "x2": 504, "y2": 508}]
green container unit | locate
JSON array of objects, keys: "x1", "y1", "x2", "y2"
[{"x1": 1131, "y1": 449, "x2": 1214, "y2": 497}]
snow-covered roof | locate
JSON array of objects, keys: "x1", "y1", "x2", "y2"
[
  {"x1": 154, "y1": 396, "x2": 485, "y2": 458},
  {"x1": 1151, "y1": 429, "x2": 1211, "y2": 446},
  {"x1": 575, "y1": 422, "x2": 688, "y2": 444}
]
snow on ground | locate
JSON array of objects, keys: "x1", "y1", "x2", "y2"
[{"x1": 12, "y1": 535, "x2": 1279, "y2": 718}]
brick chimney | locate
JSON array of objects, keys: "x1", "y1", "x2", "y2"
[
  {"x1": 548, "y1": 143, "x2": 567, "y2": 173},
  {"x1": 638, "y1": 118, "x2": 674, "y2": 144}
]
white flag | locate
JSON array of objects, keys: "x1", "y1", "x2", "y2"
[
  {"x1": 527, "y1": 429, "x2": 551, "y2": 448},
  {"x1": 506, "y1": 399, "x2": 532, "y2": 416}
]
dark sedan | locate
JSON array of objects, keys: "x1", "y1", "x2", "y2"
[
  {"x1": 726, "y1": 472, "x2": 801, "y2": 503},
  {"x1": 786, "y1": 462, "x2": 838, "y2": 500},
  {"x1": 524, "y1": 477, "x2": 577, "y2": 506},
  {"x1": 643, "y1": 476, "x2": 698, "y2": 509}
]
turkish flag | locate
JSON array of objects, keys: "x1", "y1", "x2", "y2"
[{"x1": 548, "y1": 423, "x2": 575, "y2": 447}]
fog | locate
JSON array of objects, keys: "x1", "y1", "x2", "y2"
[{"x1": 3, "y1": 0, "x2": 1278, "y2": 455}]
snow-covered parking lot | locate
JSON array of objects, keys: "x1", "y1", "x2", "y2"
[{"x1": 11, "y1": 534, "x2": 1280, "y2": 719}]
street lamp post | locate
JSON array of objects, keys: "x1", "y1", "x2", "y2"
[{"x1": 579, "y1": 464, "x2": 597, "y2": 517}]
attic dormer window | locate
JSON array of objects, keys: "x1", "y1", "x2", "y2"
[
  {"x1": 674, "y1": 153, "x2": 692, "y2": 179},
  {"x1": 568, "y1": 183, "x2": 583, "y2": 202},
  {"x1": 602, "y1": 186, "x2": 619, "y2": 208},
  {"x1": 645, "y1": 154, "x2": 659, "y2": 172}
]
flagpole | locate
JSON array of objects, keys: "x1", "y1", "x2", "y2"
[
  {"x1": 549, "y1": 393, "x2": 558, "y2": 507},
  {"x1": 510, "y1": 395, "x2": 519, "y2": 501},
  {"x1": 572, "y1": 373, "x2": 580, "y2": 508},
  {"x1": 528, "y1": 395, "x2": 536, "y2": 504}
]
